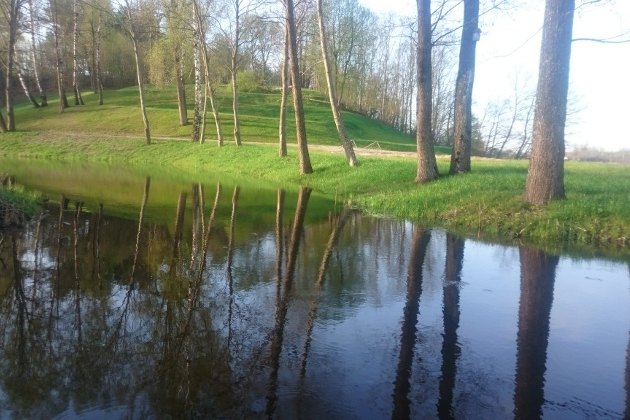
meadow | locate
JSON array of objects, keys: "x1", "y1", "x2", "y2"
[{"x1": 1, "y1": 86, "x2": 629, "y2": 257}]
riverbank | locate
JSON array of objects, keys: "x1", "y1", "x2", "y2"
[
  {"x1": 2, "y1": 131, "x2": 629, "y2": 257},
  {"x1": 0, "y1": 182, "x2": 40, "y2": 229}
]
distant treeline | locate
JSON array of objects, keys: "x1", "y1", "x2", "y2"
[{"x1": 566, "y1": 146, "x2": 630, "y2": 165}]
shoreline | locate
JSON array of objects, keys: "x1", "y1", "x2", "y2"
[{"x1": 1, "y1": 131, "x2": 629, "y2": 259}]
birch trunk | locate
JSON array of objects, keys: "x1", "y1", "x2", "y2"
[
  {"x1": 28, "y1": 0, "x2": 47, "y2": 106},
  {"x1": 191, "y1": 12, "x2": 203, "y2": 142},
  {"x1": 72, "y1": 0, "x2": 84, "y2": 105},
  {"x1": 15, "y1": 61, "x2": 41, "y2": 108},
  {"x1": 192, "y1": 0, "x2": 223, "y2": 145},
  {"x1": 316, "y1": 0, "x2": 358, "y2": 167}
]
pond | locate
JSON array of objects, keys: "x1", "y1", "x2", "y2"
[{"x1": 0, "y1": 159, "x2": 629, "y2": 419}]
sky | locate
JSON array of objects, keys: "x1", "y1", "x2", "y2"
[{"x1": 357, "y1": 0, "x2": 630, "y2": 152}]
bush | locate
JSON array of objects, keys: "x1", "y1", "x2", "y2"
[{"x1": 226, "y1": 70, "x2": 261, "y2": 93}]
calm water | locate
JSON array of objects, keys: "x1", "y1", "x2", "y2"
[{"x1": 1, "y1": 159, "x2": 629, "y2": 419}]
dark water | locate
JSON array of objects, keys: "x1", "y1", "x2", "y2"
[{"x1": 1, "y1": 159, "x2": 629, "y2": 419}]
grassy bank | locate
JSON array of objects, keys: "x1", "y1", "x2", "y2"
[
  {"x1": 0, "y1": 181, "x2": 42, "y2": 228},
  {"x1": 2, "y1": 132, "x2": 629, "y2": 258},
  {"x1": 2, "y1": 86, "x2": 629, "y2": 257}
]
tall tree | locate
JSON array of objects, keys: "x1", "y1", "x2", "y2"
[
  {"x1": 0, "y1": 68, "x2": 6, "y2": 131},
  {"x1": 192, "y1": 0, "x2": 224, "y2": 145},
  {"x1": 122, "y1": 0, "x2": 152, "y2": 144},
  {"x1": 523, "y1": 0, "x2": 575, "y2": 204},
  {"x1": 415, "y1": 0, "x2": 439, "y2": 183},
  {"x1": 449, "y1": 0, "x2": 479, "y2": 174},
  {"x1": 72, "y1": 0, "x2": 85, "y2": 105},
  {"x1": 278, "y1": 22, "x2": 289, "y2": 157},
  {"x1": 191, "y1": 0, "x2": 203, "y2": 142},
  {"x1": 50, "y1": 0, "x2": 69, "y2": 112},
  {"x1": 2, "y1": 0, "x2": 25, "y2": 130},
  {"x1": 285, "y1": 0, "x2": 313, "y2": 174},
  {"x1": 27, "y1": 0, "x2": 47, "y2": 106},
  {"x1": 222, "y1": 0, "x2": 266, "y2": 146},
  {"x1": 316, "y1": 0, "x2": 358, "y2": 167}
]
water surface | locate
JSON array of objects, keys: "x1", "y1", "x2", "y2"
[{"x1": 0, "y1": 159, "x2": 629, "y2": 419}]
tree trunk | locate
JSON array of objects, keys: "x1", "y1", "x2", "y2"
[
  {"x1": 126, "y1": 6, "x2": 151, "y2": 145},
  {"x1": 72, "y1": 0, "x2": 84, "y2": 105},
  {"x1": 523, "y1": 0, "x2": 574, "y2": 204},
  {"x1": 5, "y1": 0, "x2": 20, "y2": 131},
  {"x1": 51, "y1": 0, "x2": 68, "y2": 113},
  {"x1": 415, "y1": 0, "x2": 439, "y2": 183},
  {"x1": 278, "y1": 23, "x2": 289, "y2": 157},
  {"x1": 90, "y1": 23, "x2": 97, "y2": 93},
  {"x1": 231, "y1": 2, "x2": 242, "y2": 146},
  {"x1": 191, "y1": 13, "x2": 203, "y2": 142},
  {"x1": 15, "y1": 61, "x2": 41, "y2": 108},
  {"x1": 200, "y1": 81, "x2": 208, "y2": 143},
  {"x1": 286, "y1": 0, "x2": 313, "y2": 174},
  {"x1": 449, "y1": 0, "x2": 479, "y2": 174},
  {"x1": 96, "y1": 15, "x2": 103, "y2": 105},
  {"x1": 192, "y1": 0, "x2": 223, "y2": 146},
  {"x1": 209, "y1": 86, "x2": 224, "y2": 146},
  {"x1": 316, "y1": 0, "x2": 358, "y2": 167},
  {"x1": 176, "y1": 57, "x2": 187, "y2": 125},
  {"x1": 0, "y1": 111, "x2": 7, "y2": 133},
  {"x1": 28, "y1": 0, "x2": 47, "y2": 106}
]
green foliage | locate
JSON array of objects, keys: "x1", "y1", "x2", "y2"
[{"x1": 226, "y1": 70, "x2": 262, "y2": 93}]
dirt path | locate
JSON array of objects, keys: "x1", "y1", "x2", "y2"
[{"x1": 35, "y1": 130, "x2": 452, "y2": 159}]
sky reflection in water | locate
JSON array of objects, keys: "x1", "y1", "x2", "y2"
[{"x1": 0, "y1": 161, "x2": 629, "y2": 419}]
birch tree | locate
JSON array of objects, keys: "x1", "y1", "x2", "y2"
[
  {"x1": 192, "y1": 0, "x2": 224, "y2": 145},
  {"x1": 27, "y1": 0, "x2": 47, "y2": 106},
  {"x1": 72, "y1": 0, "x2": 85, "y2": 105},
  {"x1": 316, "y1": 0, "x2": 358, "y2": 166},
  {"x1": 122, "y1": 0, "x2": 152, "y2": 144},
  {"x1": 191, "y1": 0, "x2": 203, "y2": 142}
]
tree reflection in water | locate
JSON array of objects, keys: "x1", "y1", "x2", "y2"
[
  {"x1": 0, "y1": 179, "x2": 629, "y2": 419},
  {"x1": 392, "y1": 227, "x2": 431, "y2": 419},
  {"x1": 513, "y1": 247, "x2": 558, "y2": 420}
]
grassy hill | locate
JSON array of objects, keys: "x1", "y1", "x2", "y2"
[
  {"x1": 12, "y1": 85, "x2": 450, "y2": 154},
  {"x1": 5, "y1": 84, "x2": 629, "y2": 258}
]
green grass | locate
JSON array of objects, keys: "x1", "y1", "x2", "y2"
[
  {"x1": 3, "y1": 86, "x2": 630, "y2": 258},
  {"x1": 11, "y1": 86, "x2": 421, "y2": 151}
]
